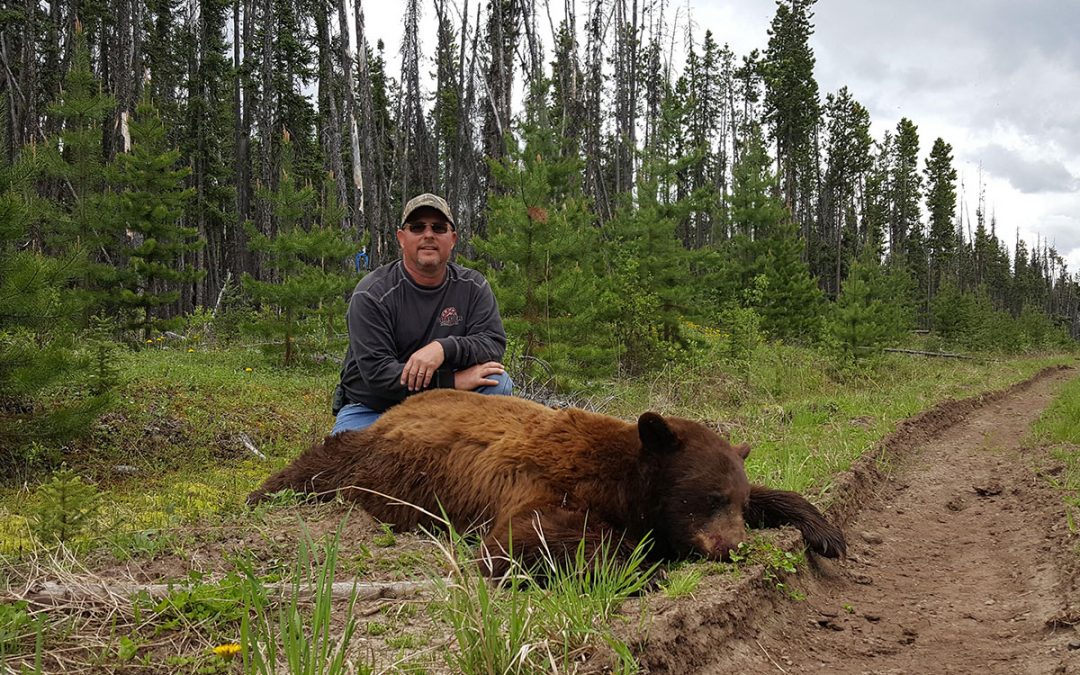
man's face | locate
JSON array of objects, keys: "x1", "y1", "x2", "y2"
[{"x1": 397, "y1": 206, "x2": 457, "y2": 280}]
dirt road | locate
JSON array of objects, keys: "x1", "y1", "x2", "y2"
[{"x1": 643, "y1": 368, "x2": 1080, "y2": 674}]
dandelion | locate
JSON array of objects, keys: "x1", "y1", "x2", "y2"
[
  {"x1": 156, "y1": 336, "x2": 164, "y2": 342},
  {"x1": 145, "y1": 339, "x2": 153, "y2": 344},
  {"x1": 245, "y1": 367, "x2": 253, "y2": 372},
  {"x1": 213, "y1": 643, "x2": 241, "y2": 660},
  {"x1": 187, "y1": 348, "x2": 195, "y2": 353}
]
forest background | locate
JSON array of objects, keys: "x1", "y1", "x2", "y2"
[{"x1": 2, "y1": 0, "x2": 1079, "y2": 460}]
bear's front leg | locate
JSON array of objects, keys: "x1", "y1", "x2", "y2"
[
  {"x1": 479, "y1": 506, "x2": 636, "y2": 579},
  {"x1": 745, "y1": 485, "x2": 847, "y2": 558}
]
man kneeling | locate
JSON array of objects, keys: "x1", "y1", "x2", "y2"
[{"x1": 332, "y1": 193, "x2": 512, "y2": 434}]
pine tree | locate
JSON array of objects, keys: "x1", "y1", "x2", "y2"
[
  {"x1": 481, "y1": 0, "x2": 520, "y2": 194},
  {"x1": 432, "y1": 2, "x2": 461, "y2": 196},
  {"x1": 397, "y1": 0, "x2": 435, "y2": 201},
  {"x1": 722, "y1": 124, "x2": 787, "y2": 296},
  {"x1": 242, "y1": 134, "x2": 358, "y2": 365},
  {"x1": 549, "y1": 19, "x2": 584, "y2": 157},
  {"x1": 924, "y1": 137, "x2": 958, "y2": 299},
  {"x1": 931, "y1": 281, "x2": 973, "y2": 345},
  {"x1": 106, "y1": 97, "x2": 203, "y2": 341},
  {"x1": 182, "y1": 0, "x2": 235, "y2": 307},
  {"x1": 762, "y1": 0, "x2": 820, "y2": 232},
  {"x1": 603, "y1": 172, "x2": 697, "y2": 373},
  {"x1": 888, "y1": 117, "x2": 922, "y2": 261},
  {"x1": 29, "y1": 466, "x2": 101, "y2": 543},
  {"x1": 861, "y1": 133, "x2": 892, "y2": 260},
  {"x1": 827, "y1": 248, "x2": 905, "y2": 363},
  {"x1": 476, "y1": 84, "x2": 610, "y2": 380},
  {"x1": 0, "y1": 149, "x2": 109, "y2": 459},
  {"x1": 759, "y1": 217, "x2": 824, "y2": 343},
  {"x1": 39, "y1": 24, "x2": 116, "y2": 294},
  {"x1": 820, "y1": 87, "x2": 872, "y2": 297}
]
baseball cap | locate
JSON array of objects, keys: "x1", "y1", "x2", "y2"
[{"x1": 401, "y1": 193, "x2": 455, "y2": 229}]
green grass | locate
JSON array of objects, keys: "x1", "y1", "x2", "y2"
[
  {"x1": 1030, "y1": 374, "x2": 1080, "y2": 532},
  {"x1": 430, "y1": 524, "x2": 652, "y2": 674},
  {"x1": 659, "y1": 566, "x2": 703, "y2": 599}
]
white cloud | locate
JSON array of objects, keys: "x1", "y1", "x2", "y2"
[
  {"x1": 972, "y1": 143, "x2": 1078, "y2": 195},
  {"x1": 360, "y1": 0, "x2": 1080, "y2": 271}
]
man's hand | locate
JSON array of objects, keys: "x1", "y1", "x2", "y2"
[
  {"x1": 401, "y1": 341, "x2": 446, "y2": 391},
  {"x1": 454, "y1": 361, "x2": 505, "y2": 391}
]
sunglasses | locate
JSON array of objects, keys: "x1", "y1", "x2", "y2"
[{"x1": 403, "y1": 222, "x2": 453, "y2": 235}]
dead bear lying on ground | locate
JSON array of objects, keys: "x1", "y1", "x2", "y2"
[{"x1": 248, "y1": 389, "x2": 846, "y2": 575}]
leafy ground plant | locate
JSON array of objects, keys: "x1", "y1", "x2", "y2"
[{"x1": 727, "y1": 535, "x2": 807, "y2": 601}]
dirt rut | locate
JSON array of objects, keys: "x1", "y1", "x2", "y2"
[{"x1": 645, "y1": 367, "x2": 1080, "y2": 674}]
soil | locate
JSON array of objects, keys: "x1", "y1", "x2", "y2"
[{"x1": 635, "y1": 367, "x2": 1080, "y2": 674}]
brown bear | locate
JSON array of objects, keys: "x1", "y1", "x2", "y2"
[{"x1": 248, "y1": 389, "x2": 845, "y2": 575}]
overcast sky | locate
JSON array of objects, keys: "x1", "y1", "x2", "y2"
[{"x1": 364, "y1": 0, "x2": 1080, "y2": 273}]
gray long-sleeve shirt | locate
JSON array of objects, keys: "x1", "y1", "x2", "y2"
[{"x1": 338, "y1": 260, "x2": 507, "y2": 412}]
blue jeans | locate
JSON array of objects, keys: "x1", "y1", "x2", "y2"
[{"x1": 331, "y1": 372, "x2": 514, "y2": 435}]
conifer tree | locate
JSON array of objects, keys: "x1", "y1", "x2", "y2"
[
  {"x1": 762, "y1": 0, "x2": 820, "y2": 232},
  {"x1": 861, "y1": 133, "x2": 892, "y2": 260},
  {"x1": 930, "y1": 281, "x2": 973, "y2": 345},
  {"x1": 759, "y1": 217, "x2": 824, "y2": 343},
  {"x1": 603, "y1": 170, "x2": 697, "y2": 373},
  {"x1": 718, "y1": 122, "x2": 821, "y2": 343},
  {"x1": 182, "y1": 0, "x2": 235, "y2": 307},
  {"x1": 242, "y1": 134, "x2": 358, "y2": 365},
  {"x1": 432, "y1": 2, "x2": 461, "y2": 196},
  {"x1": 550, "y1": 20, "x2": 584, "y2": 156},
  {"x1": 476, "y1": 84, "x2": 609, "y2": 379},
  {"x1": 924, "y1": 137, "x2": 958, "y2": 298},
  {"x1": 107, "y1": 98, "x2": 202, "y2": 341},
  {"x1": 827, "y1": 248, "x2": 905, "y2": 363},
  {"x1": 616, "y1": 70, "x2": 715, "y2": 363},
  {"x1": 820, "y1": 87, "x2": 872, "y2": 296},
  {"x1": 888, "y1": 118, "x2": 922, "y2": 261},
  {"x1": 39, "y1": 24, "x2": 116, "y2": 304},
  {"x1": 0, "y1": 150, "x2": 109, "y2": 458},
  {"x1": 722, "y1": 124, "x2": 787, "y2": 295}
]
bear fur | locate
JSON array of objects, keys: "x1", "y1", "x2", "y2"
[{"x1": 248, "y1": 389, "x2": 845, "y2": 575}]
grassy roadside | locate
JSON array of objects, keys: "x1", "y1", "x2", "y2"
[
  {"x1": 0, "y1": 341, "x2": 1074, "y2": 672},
  {"x1": 1029, "y1": 373, "x2": 1080, "y2": 534}
]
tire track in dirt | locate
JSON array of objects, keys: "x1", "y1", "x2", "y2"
[{"x1": 705, "y1": 367, "x2": 1080, "y2": 674}]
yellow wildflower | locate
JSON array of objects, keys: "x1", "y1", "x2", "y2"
[
  {"x1": 187, "y1": 348, "x2": 195, "y2": 353},
  {"x1": 244, "y1": 367, "x2": 253, "y2": 372},
  {"x1": 145, "y1": 339, "x2": 153, "y2": 344},
  {"x1": 213, "y1": 643, "x2": 241, "y2": 660}
]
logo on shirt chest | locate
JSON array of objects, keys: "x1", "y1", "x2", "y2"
[{"x1": 439, "y1": 307, "x2": 462, "y2": 327}]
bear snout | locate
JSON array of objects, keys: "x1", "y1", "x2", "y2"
[{"x1": 692, "y1": 529, "x2": 746, "y2": 561}]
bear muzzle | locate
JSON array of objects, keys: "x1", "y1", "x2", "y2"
[{"x1": 692, "y1": 528, "x2": 747, "y2": 561}]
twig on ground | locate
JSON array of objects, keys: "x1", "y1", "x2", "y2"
[
  {"x1": 18, "y1": 578, "x2": 436, "y2": 607},
  {"x1": 756, "y1": 639, "x2": 789, "y2": 673}
]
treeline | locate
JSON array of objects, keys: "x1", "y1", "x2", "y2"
[{"x1": 1, "y1": 0, "x2": 1077, "y2": 448}]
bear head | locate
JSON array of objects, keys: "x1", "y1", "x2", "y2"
[{"x1": 638, "y1": 412, "x2": 751, "y2": 560}]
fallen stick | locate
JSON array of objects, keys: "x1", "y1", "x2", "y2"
[
  {"x1": 884, "y1": 348, "x2": 980, "y2": 360},
  {"x1": 18, "y1": 578, "x2": 437, "y2": 608}
]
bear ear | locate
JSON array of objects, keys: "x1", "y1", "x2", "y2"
[
  {"x1": 638, "y1": 412, "x2": 680, "y2": 454},
  {"x1": 733, "y1": 442, "x2": 751, "y2": 460}
]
